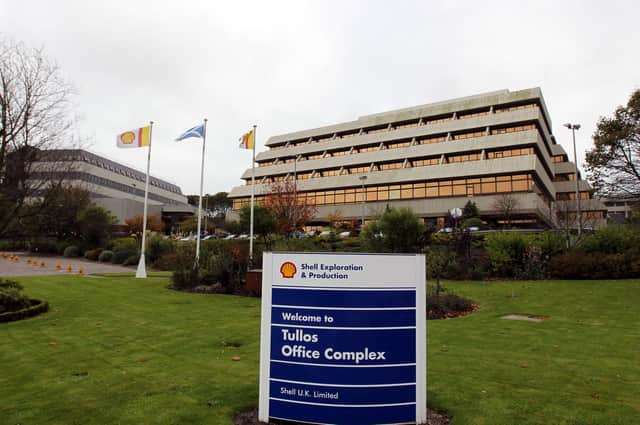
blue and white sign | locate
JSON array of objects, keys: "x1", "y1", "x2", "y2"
[{"x1": 259, "y1": 252, "x2": 426, "y2": 425}]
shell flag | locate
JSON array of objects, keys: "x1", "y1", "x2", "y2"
[
  {"x1": 116, "y1": 126, "x2": 151, "y2": 148},
  {"x1": 238, "y1": 129, "x2": 255, "y2": 149}
]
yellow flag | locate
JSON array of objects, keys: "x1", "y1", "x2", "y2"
[
  {"x1": 238, "y1": 129, "x2": 255, "y2": 149},
  {"x1": 116, "y1": 126, "x2": 151, "y2": 148}
]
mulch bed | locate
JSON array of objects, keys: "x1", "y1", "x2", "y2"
[{"x1": 233, "y1": 407, "x2": 450, "y2": 425}]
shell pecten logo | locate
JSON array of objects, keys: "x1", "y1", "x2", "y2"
[
  {"x1": 120, "y1": 131, "x2": 136, "y2": 145},
  {"x1": 280, "y1": 261, "x2": 297, "y2": 279}
]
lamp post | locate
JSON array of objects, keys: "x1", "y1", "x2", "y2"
[
  {"x1": 292, "y1": 155, "x2": 298, "y2": 234},
  {"x1": 358, "y1": 175, "x2": 368, "y2": 228},
  {"x1": 563, "y1": 123, "x2": 582, "y2": 236}
]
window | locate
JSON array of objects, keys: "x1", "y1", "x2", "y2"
[
  {"x1": 486, "y1": 147, "x2": 534, "y2": 159},
  {"x1": 457, "y1": 108, "x2": 490, "y2": 120},
  {"x1": 491, "y1": 123, "x2": 536, "y2": 135},
  {"x1": 494, "y1": 102, "x2": 537, "y2": 114}
]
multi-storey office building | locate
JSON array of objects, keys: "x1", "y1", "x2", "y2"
[
  {"x1": 228, "y1": 88, "x2": 606, "y2": 229},
  {"x1": 28, "y1": 149, "x2": 194, "y2": 227}
]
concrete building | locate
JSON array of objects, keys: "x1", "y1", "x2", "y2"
[
  {"x1": 29, "y1": 149, "x2": 194, "y2": 229},
  {"x1": 228, "y1": 88, "x2": 606, "y2": 229}
]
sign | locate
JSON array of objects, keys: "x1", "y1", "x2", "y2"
[{"x1": 259, "y1": 252, "x2": 426, "y2": 424}]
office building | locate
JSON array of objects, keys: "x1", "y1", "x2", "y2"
[{"x1": 228, "y1": 88, "x2": 606, "y2": 229}]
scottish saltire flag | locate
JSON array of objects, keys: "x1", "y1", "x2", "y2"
[{"x1": 175, "y1": 124, "x2": 205, "y2": 141}]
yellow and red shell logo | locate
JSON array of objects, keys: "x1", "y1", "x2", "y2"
[
  {"x1": 120, "y1": 131, "x2": 136, "y2": 145},
  {"x1": 280, "y1": 261, "x2": 297, "y2": 278}
]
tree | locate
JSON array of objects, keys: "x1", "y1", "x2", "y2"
[
  {"x1": 492, "y1": 194, "x2": 519, "y2": 227},
  {"x1": 20, "y1": 185, "x2": 90, "y2": 240},
  {"x1": 125, "y1": 214, "x2": 164, "y2": 240},
  {"x1": 586, "y1": 89, "x2": 640, "y2": 197},
  {"x1": 239, "y1": 204, "x2": 276, "y2": 248},
  {"x1": 0, "y1": 38, "x2": 76, "y2": 237},
  {"x1": 77, "y1": 206, "x2": 117, "y2": 247},
  {"x1": 263, "y1": 180, "x2": 318, "y2": 234},
  {"x1": 361, "y1": 208, "x2": 425, "y2": 253},
  {"x1": 462, "y1": 200, "x2": 480, "y2": 220}
]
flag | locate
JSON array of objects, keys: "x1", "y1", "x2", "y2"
[
  {"x1": 175, "y1": 124, "x2": 205, "y2": 141},
  {"x1": 239, "y1": 129, "x2": 255, "y2": 149},
  {"x1": 116, "y1": 126, "x2": 151, "y2": 148}
]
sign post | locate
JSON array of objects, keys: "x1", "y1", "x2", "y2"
[{"x1": 259, "y1": 252, "x2": 426, "y2": 424}]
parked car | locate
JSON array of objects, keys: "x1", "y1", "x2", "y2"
[
  {"x1": 224, "y1": 234, "x2": 237, "y2": 240},
  {"x1": 318, "y1": 230, "x2": 335, "y2": 238},
  {"x1": 338, "y1": 231, "x2": 351, "y2": 238}
]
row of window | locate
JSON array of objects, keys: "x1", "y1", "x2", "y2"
[
  {"x1": 268, "y1": 101, "x2": 540, "y2": 150},
  {"x1": 257, "y1": 123, "x2": 539, "y2": 168},
  {"x1": 234, "y1": 174, "x2": 534, "y2": 209},
  {"x1": 31, "y1": 171, "x2": 184, "y2": 205},
  {"x1": 248, "y1": 146, "x2": 536, "y2": 185},
  {"x1": 557, "y1": 192, "x2": 592, "y2": 200}
]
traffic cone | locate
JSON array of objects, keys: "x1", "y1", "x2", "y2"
[{"x1": 67, "y1": 264, "x2": 73, "y2": 273}]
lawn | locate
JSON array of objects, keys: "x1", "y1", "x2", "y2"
[{"x1": 1, "y1": 274, "x2": 639, "y2": 425}]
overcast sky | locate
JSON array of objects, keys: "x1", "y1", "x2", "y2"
[{"x1": 2, "y1": 0, "x2": 638, "y2": 195}]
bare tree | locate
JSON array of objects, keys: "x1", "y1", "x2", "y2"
[
  {"x1": 492, "y1": 194, "x2": 519, "y2": 227},
  {"x1": 263, "y1": 180, "x2": 318, "y2": 234},
  {"x1": 0, "y1": 38, "x2": 76, "y2": 237}
]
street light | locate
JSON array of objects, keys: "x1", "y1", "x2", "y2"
[
  {"x1": 358, "y1": 175, "x2": 368, "y2": 228},
  {"x1": 563, "y1": 123, "x2": 582, "y2": 236}
]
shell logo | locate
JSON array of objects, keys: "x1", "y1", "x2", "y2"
[
  {"x1": 280, "y1": 261, "x2": 297, "y2": 278},
  {"x1": 120, "y1": 131, "x2": 136, "y2": 145}
]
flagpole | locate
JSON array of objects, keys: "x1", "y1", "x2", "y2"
[
  {"x1": 249, "y1": 124, "x2": 256, "y2": 265},
  {"x1": 194, "y1": 118, "x2": 208, "y2": 269},
  {"x1": 136, "y1": 121, "x2": 153, "y2": 279}
]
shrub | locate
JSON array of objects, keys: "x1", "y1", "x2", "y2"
[
  {"x1": 549, "y1": 252, "x2": 639, "y2": 279},
  {"x1": 361, "y1": 208, "x2": 425, "y2": 253},
  {"x1": 153, "y1": 253, "x2": 180, "y2": 271},
  {"x1": 98, "y1": 250, "x2": 114, "y2": 262},
  {"x1": 84, "y1": 248, "x2": 104, "y2": 261},
  {"x1": 63, "y1": 245, "x2": 80, "y2": 258},
  {"x1": 0, "y1": 279, "x2": 31, "y2": 314},
  {"x1": 123, "y1": 254, "x2": 140, "y2": 266},
  {"x1": 427, "y1": 293, "x2": 474, "y2": 320},
  {"x1": 485, "y1": 232, "x2": 529, "y2": 277},
  {"x1": 0, "y1": 299, "x2": 49, "y2": 323},
  {"x1": 577, "y1": 225, "x2": 640, "y2": 255},
  {"x1": 146, "y1": 235, "x2": 175, "y2": 264},
  {"x1": 112, "y1": 237, "x2": 139, "y2": 254},
  {"x1": 112, "y1": 249, "x2": 136, "y2": 265}
]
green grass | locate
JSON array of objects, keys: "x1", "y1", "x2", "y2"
[{"x1": 1, "y1": 275, "x2": 639, "y2": 425}]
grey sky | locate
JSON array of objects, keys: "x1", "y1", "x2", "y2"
[{"x1": 1, "y1": 0, "x2": 638, "y2": 195}]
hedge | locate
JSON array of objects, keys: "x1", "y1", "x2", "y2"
[{"x1": 0, "y1": 299, "x2": 49, "y2": 323}]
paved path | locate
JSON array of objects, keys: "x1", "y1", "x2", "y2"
[{"x1": 0, "y1": 252, "x2": 134, "y2": 277}]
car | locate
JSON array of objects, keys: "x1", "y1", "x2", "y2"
[
  {"x1": 305, "y1": 230, "x2": 318, "y2": 237},
  {"x1": 215, "y1": 232, "x2": 229, "y2": 239},
  {"x1": 179, "y1": 236, "x2": 192, "y2": 241},
  {"x1": 202, "y1": 235, "x2": 215, "y2": 240},
  {"x1": 237, "y1": 234, "x2": 249, "y2": 239},
  {"x1": 224, "y1": 234, "x2": 236, "y2": 240},
  {"x1": 318, "y1": 230, "x2": 335, "y2": 238},
  {"x1": 338, "y1": 231, "x2": 351, "y2": 238}
]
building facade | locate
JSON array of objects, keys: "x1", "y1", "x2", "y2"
[
  {"x1": 228, "y1": 88, "x2": 606, "y2": 229},
  {"x1": 29, "y1": 149, "x2": 194, "y2": 227}
]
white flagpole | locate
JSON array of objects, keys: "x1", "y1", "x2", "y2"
[
  {"x1": 136, "y1": 121, "x2": 153, "y2": 279},
  {"x1": 194, "y1": 119, "x2": 208, "y2": 268},
  {"x1": 249, "y1": 124, "x2": 256, "y2": 265}
]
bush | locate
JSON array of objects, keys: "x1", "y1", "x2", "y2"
[
  {"x1": 0, "y1": 279, "x2": 41, "y2": 318},
  {"x1": 123, "y1": 254, "x2": 140, "y2": 266},
  {"x1": 577, "y1": 225, "x2": 640, "y2": 255},
  {"x1": 111, "y1": 237, "x2": 139, "y2": 254},
  {"x1": 153, "y1": 252, "x2": 180, "y2": 271},
  {"x1": 549, "y1": 252, "x2": 640, "y2": 279},
  {"x1": 171, "y1": 240, "x2": 249, "y2": 292},
  {"x1": 361, "y1": 208, "x2": 425, "y2": 253},
  {"x1": 146, "y1": 235, "x2": 175, "y2": 264},
  {"x1": 98, "y1": 250, "x2": 114, "y2": 262},
  {"x1": 84, "y1": 248, "x2": 104, "y2": 261},
  {"x1": 0, "y1": 299, "x2": 49, "y2": 323},
  {"x1": 427, "y1": 293, "x2": 475, "y2": 320},
  {"x1": 63, "y1": 245, "x2": 80, "y2": 258},
  {"x1": 112, "y1": 249, "x2": 136, "y2": 265}
]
